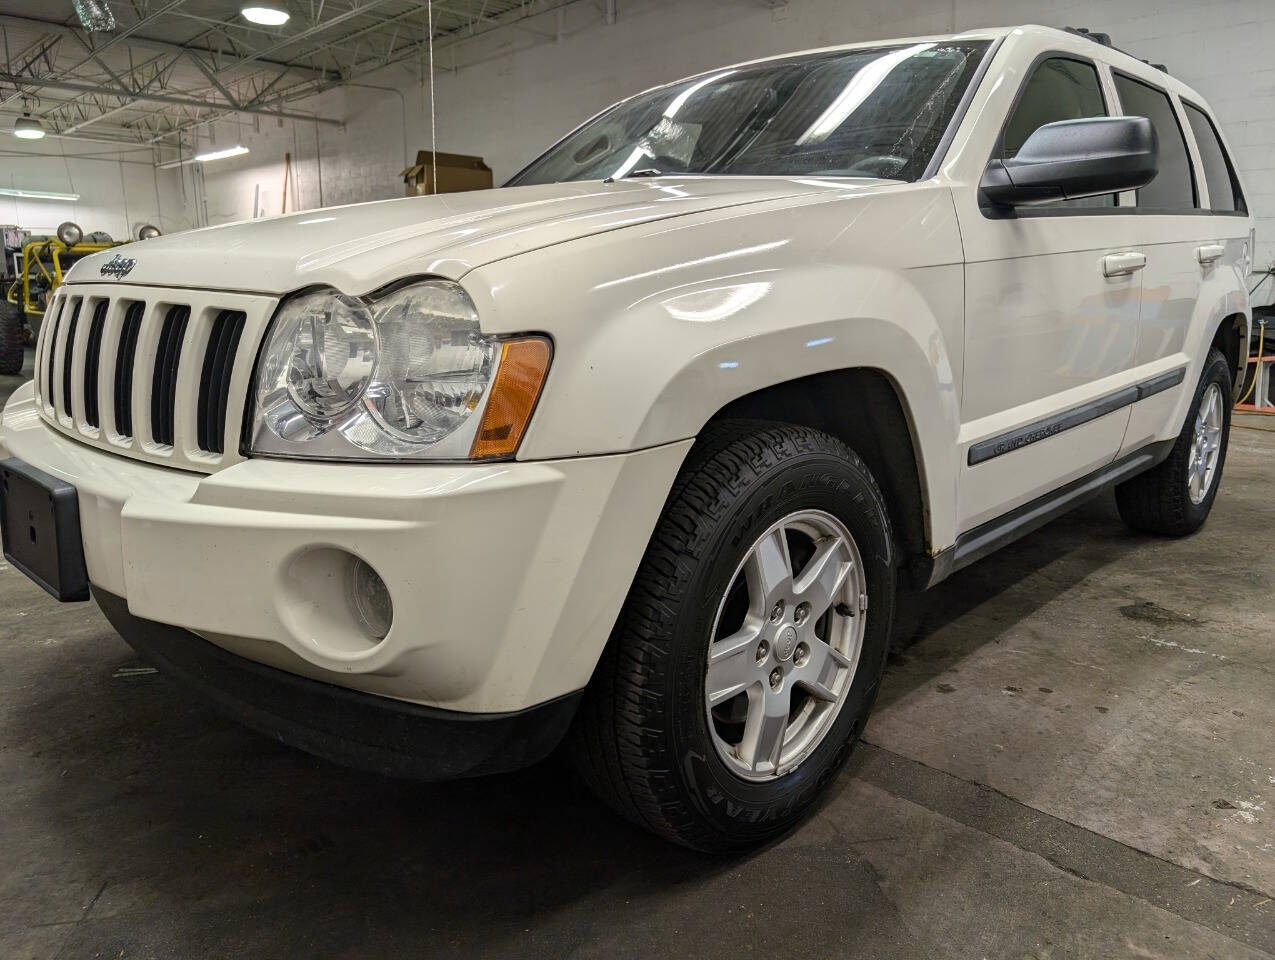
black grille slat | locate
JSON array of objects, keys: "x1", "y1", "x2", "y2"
[
  {"x1": 44, "y1": 297, "x2": 67, "y2": 407},
  {"x1": 196, "y1": 309, "x2": 246, "y2": 454},
  {"x1": 60, "y1": 299, "x2": 82, "y2": 417},
  {"x1": 82, "y1": 301, "x2": 109, "y2": 428},
  {"x1": 114, "y1": 302, "x2": 145, "y2": 438},
  {"x1": 150, "y1": 305, "x2": 190, "y2": 447}
]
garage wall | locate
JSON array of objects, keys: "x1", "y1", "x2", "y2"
[
  {"x1": 195, "y1": 0, "x2": 1275, "y2": 271},
  {"x1": 0, "y1": 139, "x2": 186, "y2": 242}
]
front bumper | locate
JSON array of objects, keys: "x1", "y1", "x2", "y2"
[
  {"x1": 2, "y1": 380, "x2": 691, "y2": 714},
  {"x1": 95, "y1": 588, "x2": 581, "y2": 779}
]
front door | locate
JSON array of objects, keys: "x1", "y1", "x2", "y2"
[{"x1": 954, "y1": 53, "x2": 1144, "y2": 531}]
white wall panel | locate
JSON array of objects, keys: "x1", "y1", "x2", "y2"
[{"x1": 0, "y1": 142, "x2": 184, "y2": 240}]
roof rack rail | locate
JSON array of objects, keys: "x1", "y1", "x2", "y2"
[
  {"x1": 1064, "y1": 26, "x2": 1112, "y2": 47},
  {"x1": 1063, "y1": 25, "x2": 1168, "y2": 73}
]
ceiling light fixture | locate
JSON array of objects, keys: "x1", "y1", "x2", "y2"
[
  {"x1": 241, "y1": 2, "x2": 290, "y2": 26},
  {"x1": 0, "y1": 187, "x2": 80, "y2": 202},
  {"x1": 14, "y1": 114, "x2": 45, "y2": 140},
  {"x1": 195, "y1": 145, "x2": 250, "y2": 163}
]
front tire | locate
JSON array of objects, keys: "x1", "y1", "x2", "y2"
[
  {"x1": 1115, "y1": 348, "x2": 1233, "y2": 536},
  {"x1": 570, "y1": 422, "x2": 896, "y2": 851},
  {"x1": 0, "y1": 301, "x2": 24, "y2": 376}
]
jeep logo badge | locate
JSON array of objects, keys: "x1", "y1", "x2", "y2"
[{"x1": 100, "y1": 254, "x2": 137, "y2": 279}]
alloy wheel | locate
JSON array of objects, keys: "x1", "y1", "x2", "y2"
[
  {"x1": 704, "y1": 510, "x2": 866, "y2": 781},
  {"x1": 1187, "y1": 382, "x2": 1224, "y2": 505}
]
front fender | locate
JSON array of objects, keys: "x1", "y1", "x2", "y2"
[{"x1": 466, "y1": 187, "x2": 965, "y2": 550}]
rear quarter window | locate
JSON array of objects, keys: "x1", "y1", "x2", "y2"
[{"x1": 1184, "y1": 102, "x2": 1245, "y2": 213}]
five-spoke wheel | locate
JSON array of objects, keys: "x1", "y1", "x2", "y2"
[
  {"x1": 705, "y1": 511, "x2": 866, "y2": 780},
  {"x1": 1187, "y1": 381, "x2": 1224, "y2": 504}
]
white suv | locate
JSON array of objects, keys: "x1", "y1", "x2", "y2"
[{"x1": 0, "y1": 25, "x2": 1252, "y2": 850}]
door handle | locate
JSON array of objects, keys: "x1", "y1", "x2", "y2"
[
  {"x1": 1196, "y1": 243, "x2": 1225, "y2": 265},
  {"x1": 1102, "y1": 251, "x2": 1147, "y2": 277}
]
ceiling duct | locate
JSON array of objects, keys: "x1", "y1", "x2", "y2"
[{"x1": 72, "y1": 0, "x2": 117, "y2": 31}]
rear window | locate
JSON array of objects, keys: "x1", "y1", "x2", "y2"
[
  {"x1": 1184, "y1": 102, "x2": 1244, "y2": 213},
  {"x1": 1113, "y1": 73, "x2": 1196, "y2": 210}
]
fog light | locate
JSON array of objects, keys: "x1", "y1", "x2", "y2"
[{"x1": 346, "y1": 557, "x2": 392, "y2": 640}]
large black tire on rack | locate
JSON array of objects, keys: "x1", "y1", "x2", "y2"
[{"x1": 0, "y1": 300, "x2": 26, "y2": 376}]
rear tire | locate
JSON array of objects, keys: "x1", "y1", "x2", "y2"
[
  {"x1": 1115, "y1": 348, "x2": 1232, "y2": 536},
  {"x1": 0, "y1": 301, "x2": 24, "y2": 376},
  {"x1": 570, "y1": 421, "x2": 896, "y2": 851}
]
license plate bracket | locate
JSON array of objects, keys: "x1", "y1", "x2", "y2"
[{"x1": 0, "y1": 458, "x2": 89, "y2": 601}]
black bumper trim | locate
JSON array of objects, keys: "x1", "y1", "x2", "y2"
[
  {"x1": 94, "y1": 589, "x2": 582, "y2": 781},
  {"x1": 0, "y1": 457, "x2": 90, "y2": 602}
]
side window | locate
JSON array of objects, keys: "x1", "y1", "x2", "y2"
[
  {"x1": 999, "y1": 57, "x2": 1113, "y2": 208},
  {"x1": 1184, "y1": 102, "x2": 1244, "y2": 213},
  {"x1": 1112, "y1": 73, "x2": 1196, "y2": 210}
]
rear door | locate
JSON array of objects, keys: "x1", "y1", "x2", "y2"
[
  {"x1": 954, "y1": 53, "x2": 1144, "y2": 531},
  {"x1": 1115, "y1": 74, "x2": 1252, "y2": 455}
]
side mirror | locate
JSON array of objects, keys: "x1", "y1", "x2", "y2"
[{"x1": 981, "y1": 116, "x2": 1158, "y2": 207}]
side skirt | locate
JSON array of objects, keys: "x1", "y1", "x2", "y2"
[{"x1": 918, "y1": 439, "x2": 1174, "y2": 589}]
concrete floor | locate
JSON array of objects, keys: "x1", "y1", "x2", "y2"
[{"x1": 2, "y1": 346, "x2": 1273, "y2": 959}]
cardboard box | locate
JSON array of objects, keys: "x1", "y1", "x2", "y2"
[{"x1": 400, "y1": 151, "x2": 493, "y2": 196}]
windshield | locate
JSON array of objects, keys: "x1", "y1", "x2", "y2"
[{"x1": 508, "y1": 40, "x2": 990, "y2": 186}]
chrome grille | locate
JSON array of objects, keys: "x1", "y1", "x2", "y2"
[{"x1": 33, "y1": 284, "x2": 277, "y2": 473}]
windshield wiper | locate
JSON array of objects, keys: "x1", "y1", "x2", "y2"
[{"x1": 604, "y1": 167, "x2": 663, "y2": 183}]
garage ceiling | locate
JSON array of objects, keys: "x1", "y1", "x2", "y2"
[{"x1": 0, "y1": 0, "x2": 596, "y2": 149}]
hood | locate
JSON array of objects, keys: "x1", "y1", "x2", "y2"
[{"x1": 64, "y1": 178, "x2": 879, "y2": 296}]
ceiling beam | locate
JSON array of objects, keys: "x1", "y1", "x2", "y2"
[
  {"x1": 0, "y1": 13, "x2": 334, "y2": 81},
  {"x1": 0, "y1": 71, "x2": 343, "y2": 126}
]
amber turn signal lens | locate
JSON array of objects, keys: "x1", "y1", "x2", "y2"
[{"x1": 470, "y1": 337, "x2": 552, "y2": 459}]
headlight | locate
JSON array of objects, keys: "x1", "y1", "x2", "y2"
[
  {"x1": 278, "y1": 290, "x2": 377, "y2": 426},
  {"x1": 249, "y1": 280, "x2": 550, "y2": 461}
]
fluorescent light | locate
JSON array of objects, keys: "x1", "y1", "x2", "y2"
[
  {"x1": 195, "y1": 145, "x2": 249, "y2": 163},
  {"x1": 242, "y1": 3, "x2": 289, "y2": 25},
  {"x1": 797, "y1": 43, "x2": 934, "y2": 146},
  {"x1": 664, "y1": 71, "x2": 735, "y2": 120},
  {"x1": 607, "y1": 70, "x2": 736, "y2": 180},
  {"x1": 14, "y1": 115, "x2": 45, "y2": 139},
  {"x1": 0, "y1": 187, "x2": 80, "y2": 201}
]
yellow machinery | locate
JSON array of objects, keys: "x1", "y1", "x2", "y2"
[
  {"x1": 5, "y1": 236, "x2": 122, "y2": 333},
  {"x1": 2, "y1": 221, "x2": 147, "y2": 374}
]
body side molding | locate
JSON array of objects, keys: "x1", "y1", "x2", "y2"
[{"x1": 967, "y1": 368, "x2": 1186, "y2": 466}]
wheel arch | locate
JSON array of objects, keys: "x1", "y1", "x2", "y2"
[
  {"x1": 1210, "y1": 310, "x2": 1249, "y2": 402},
  {"x1": 703, "y1": 367, "x2": 933, "y2": 584}
]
